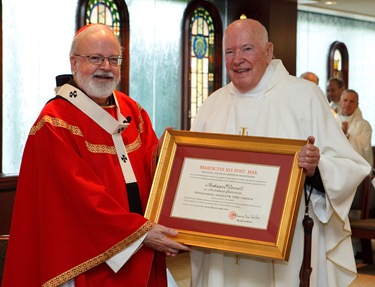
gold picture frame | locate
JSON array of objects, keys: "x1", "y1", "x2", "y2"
[{"x1": 145, "y1": 130, "x2": 306, "y2": 261}]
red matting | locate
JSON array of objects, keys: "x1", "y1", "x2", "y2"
[{"x1": 157, "y1": 145, "x2": 293, "y2": 243}]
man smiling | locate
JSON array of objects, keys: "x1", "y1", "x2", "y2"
[{"x1": 190, "y1": 18, "x2": 370, "y2": 287}]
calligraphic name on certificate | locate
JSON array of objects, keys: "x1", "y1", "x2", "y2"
[{"x1": 171, "y1": 158, "x2": 280, "y2": 229}]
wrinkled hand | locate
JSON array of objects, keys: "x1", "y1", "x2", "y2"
[
  {"x1": 298, "y1": 136, "x2": 320, "y2": 177},
  {"x1": 144, "y1": 224, "x2": 191, "y2": 257}
]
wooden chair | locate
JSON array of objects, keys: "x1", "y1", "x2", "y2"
[
  {"x1": 350, "y1": 175, "x2": 375, "y2": 264},
  {"x1": 0, "y1": 235, "x2": 9, "y2": 285}
]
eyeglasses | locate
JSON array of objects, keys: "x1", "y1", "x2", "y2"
[{"x1": 74, "y1": 54, "x2": 123, "y2": 66}]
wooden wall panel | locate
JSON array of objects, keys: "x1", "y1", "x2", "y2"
[
  {"x1": 226, "y1": 0, "x2": 297, "y2": 76},
  {"x1": 0, "y1": 176, "x2": 17, "y2": 235}
]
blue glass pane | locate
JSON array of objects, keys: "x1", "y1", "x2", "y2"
[{"x1": 193, "y1": 35, "x2": 207, "y2": 59}]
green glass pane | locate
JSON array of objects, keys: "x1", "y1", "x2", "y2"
[{"x1": 86, "y1": 0, "x2": 120, "y2": 35}]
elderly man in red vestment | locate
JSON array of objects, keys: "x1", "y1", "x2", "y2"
[{"x1": 2, "y1": 24, "x2": 190, "y2": 287}]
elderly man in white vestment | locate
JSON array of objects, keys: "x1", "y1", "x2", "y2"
[
  {"x1": 190, "y1": 19, "x2": 371, "y2": 287},
  {"x1": 335, "y1": 89, "x2": 373, "y2": 168}
]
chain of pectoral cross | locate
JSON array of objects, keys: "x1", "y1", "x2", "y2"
[{"x1": 235, "y1": 127, "x2": 249, "y2": 264}]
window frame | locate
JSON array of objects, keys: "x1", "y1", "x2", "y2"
[
  {"x1": 181, "y1": 0, "x2": 223, "y2": 130},
  {"x1": 327, "y1": 41, "x2": 349, "y2": 87}
]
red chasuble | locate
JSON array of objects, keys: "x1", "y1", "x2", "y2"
[{"x1": 2, "y1": 90, "x2": 166, "y2": 286}]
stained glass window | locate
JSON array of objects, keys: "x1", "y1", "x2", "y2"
[
  {"x1": 189, "y1": 7, "x2": 216, "y2": 127},
  {"x1": 86, "y1": 0, "x2": 121, "y2": 35}
]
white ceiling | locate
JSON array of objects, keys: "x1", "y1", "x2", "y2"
[{"x1": 298, "y1": 0, "x2": 375, "y2": 20}]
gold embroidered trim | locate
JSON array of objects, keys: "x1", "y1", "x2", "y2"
[
  {"x1": 136, "y1": 102, "x2": 145, "y2": 134},
  {"x1": 42, "y1": 221, "x2": 155, "y2": 287},
  {"x1": 85, "y1": 138, "x2": 140, "y2": 155},
  {"x1": 29, "y1": 115, "x2": 83, "y2": 136},
  {"x1": 29, "y1": 115, "x2": 142, "y2": 155},
  {"x1": 85, "y1": 141, "x2": 117, "y2": 154},
  {"x1": 125, "y1": 134, "x2": 142, "y2": 153}
]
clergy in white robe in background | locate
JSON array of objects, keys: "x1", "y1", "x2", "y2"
[
  {"x1": 190, "y1": 19, "x2": 371, "y2": 287},
  {"x1": 335, "y1": 89, "x2": 373, "y2": 169}
]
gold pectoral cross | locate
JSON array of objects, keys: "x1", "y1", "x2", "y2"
[{"x1": 239, "y1": 127, "x2": 248, "y2": 136}]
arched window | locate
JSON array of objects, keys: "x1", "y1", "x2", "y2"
[
  {"x1": 328, "y1": 41, "x2": 349, "y2": 88},
  {"x1": 77, "y1": 0, "x2": 130, "y2": 94},
  {"x1": 182, "y1": 0, "x2": 222, "y2": 130}
]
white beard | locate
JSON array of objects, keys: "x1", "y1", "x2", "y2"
[{"x1": 75, "y1": 69, "x2": 119, "y2": 99}]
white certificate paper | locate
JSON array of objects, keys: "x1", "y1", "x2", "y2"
[{"x1": 171, "y1": 158, "x2": 280, "y2": 229}]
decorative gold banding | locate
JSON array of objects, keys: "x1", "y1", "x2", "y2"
[
  {"x1": 136, "y1": 103, "x2": 145, "y2": 134},
  {"x1": 30, "y1": 115, "x2": 83, "y2": 136},
  {"x1": 85, "y1": 141, "x2": 117, "y2": 154},
  {"x1": 42, "y1": 222, "x2": 155, "y2": 287},
  {"x1": 125, "y1": 134, "x2": 141, "y2": 153},
  {"x1": 29, "y1": 116, "x2": 142, "y2": 155}
]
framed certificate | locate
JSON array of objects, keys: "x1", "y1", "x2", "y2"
[{"x1": 145, "y1": 130, "x2": 306, "y2": 261}]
